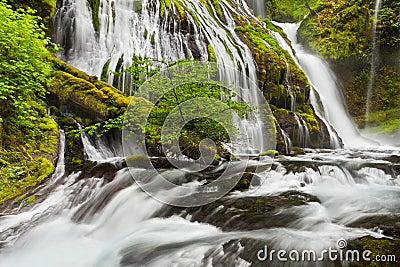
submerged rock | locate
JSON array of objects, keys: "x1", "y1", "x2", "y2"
[{"x1": 156, "y1": 190, "x2": 320, "y2": 231}]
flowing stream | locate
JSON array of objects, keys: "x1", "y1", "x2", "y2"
[
  {"x1": 0, "y1": 1, "x2": 399, "y2": 266},
  {"x1": 1, "y1": 132, "x2": 399, "y2": 266}
]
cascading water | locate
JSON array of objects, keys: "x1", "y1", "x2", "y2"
[
  {"x1": 53, "y1": 0, "x2": 208, "y2": 93},
  {"x1": 293, "y1": 113, "x2": 310, "y2": 148},
  {"x1": 246, "y1": 0, "x2": 266, "y2": 18},
  {"x1": 2, "y1": 132, "x2": 400, "y2": 266},
  {"x1": 276, "y1": 22, "x2": 373, "y2": 147},
  {"x1": 284, "y1": 60, "x2": 296, "y2": 112},
  {"x1": 365, "y1": 0, "x2": 382, "y2": 125},
  {"x1": 268, "y1": 27, "x2": 340, "y2": 148},
  {"x1": 280, "y1": 128, "x2": 292, "y2": 154},
  {"x1": 310, "y1": 88, "x2": 341, "y2": 148},
  {"x1": 54, "y1": 0, "x2": 272, "y2": 154}
]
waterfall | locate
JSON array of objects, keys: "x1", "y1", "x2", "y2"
[
  {"x1": 293, "y1": 113, "x2": 310, "y2": 148},
  {"x1": 247, "y1": 0, "x2": 266, "y2": 18},
  {"x1": 268, "y1": 27, "x2": 340, "y2": 148},
  {"x1": 310, "y1": 88, "x2": 341, "y2": 148},
  {"x1": 284, "y1": 60, "x2": 296, "y2": 112},
  {"x1": 54, "y1": 0, "x2": 272, "y2": 154},
  {"x1": 280, "y1": 128, "x2": 292, "y2": 154},
  {"x1": 276, "y1": 22, "x2": 373, "y2": 147},
  {"x1": 53, "y1": 0, "x2": 208, "y2": 92},
  {"x1": 365, "y1": 0, "x2": 382, "y2": 125},
  {"x1": 2, "y1": 2, "x2": 400, "y2": 264}
]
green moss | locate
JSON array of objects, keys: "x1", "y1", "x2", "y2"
[
  {"x1": 212, "y1": 0, "x2": 222, "y2": 19},
  {"x1": 125, "y1": 154, "x2": 151, "y2": 169},
  {"x1": 71, "y1": 156, "x2": 84, "y2": 166},
  {"x1": 207, "y1": 44, "x2": 217, "y2": 62},
  {"x1": 133, "y1": 0, "x2": 142, "y2": 12},
  {"x1": 171, "y1": 0, "x2": 186, "y2": 19},
  {"x1": 260, "y1": 150, "x2": 279, "y2": 157},
  {"x1": 298, "y1": 0, "x2": 373, "y2": 59},
  {"x1": 345, "y1": 67, "x2": 400, "y2": 131},
  {"x1": 347, "y1": 236, "x2": 400, "y2": 267},
  {"x1": 296, "y1": 110, "x2": 320, "y2": 133},
  {"x1": 0, "y1": 157, "x2": 54, "y2": 205},
  {"x1": 50, "y1": 57, "x2": 135, "y2": 119},
  {"x1": 233, "y1": 172, "x2": 253, "y2": 191},
  {"x1": 291, "y1": 146, "x2": 305, "y2": 155},
  {"x1": 17, "y1": 194, "x2": 27, "y2": 203},
  {"x1": 160, "y1": 0, "x2": 166, "y2": 17},
  {"x1": 236, "y1": 23, "x2": 284, "y2": 56},
  {"x1": 234, "y1": 19, "x2": 309, "y2": 109},
  {"x1": 27, "y1": 195, "x2": 36, "y2": 205},
  {"x1": 267, "y1": 0, "x2": 322, "y2": 23},
  {"x1": 87, "y1": 0, "x2": 100, "y2": 32}
]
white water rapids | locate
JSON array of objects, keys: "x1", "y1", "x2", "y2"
[{"x1": 1, "y1": 133, "x2": 399, "y2": 266}]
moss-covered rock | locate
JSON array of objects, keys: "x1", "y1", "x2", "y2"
[
  {"x1": 156, "y1": 190, "x2": 320, "y2": 231},
  {"x1": 50, "y1": 56, "x2": 134, "y2": 120},
  {"x1": 0, "y1": 156, "x2": 55, "y2": 207},
  {"x1": 125, "y1": 154, "x2": 152, "y2": 169},
  {"x1": 346, "y1": 236, "x2": 400, "y2": 266}
]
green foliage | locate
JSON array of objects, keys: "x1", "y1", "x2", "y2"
[
  {"x1": 345, "y1": 67, "x2": 400, "y2": 131},
  {"x1": 120, "y1": 59, "x2": 252, "y2": 157},
  {"x1": 0, "y1": 1, "x2": 59, "y2": 205},
  {"x1": 299, "y1": 0, "x2": 373, "y2": 59},
  {"x1": 267, "y1": 0, "x2": 323, "y2": 22},
  {"x1": 7, "y1": 0, "x2": 57, "y2": 27},
  {"x1": 0, "y1": 1, "x2": 52, "y2": 134},
  {"x1": 87, "y1": 0, "x2": 100, "y2": 31},
  {"x1": 378, "y1": 0, "x2": 400, "y2": 47},
  {"x1": 294, "y1": 0, "x2": 399, "y2": 56},
  {"x1": 0, "y1": 157, "x2": 54, "y2": 204},
  {"x1": 113, "y1": 55, "x2": 162, "y2": 92}
]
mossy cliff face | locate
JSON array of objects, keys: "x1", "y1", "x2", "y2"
[
  {"x1": 54, "y1": 0, "x2": 337, "y2": 153},
  {"x1": 156, "y1": 0, "x2": 335, "y2": 152},
  {"x1": 295, "y1": 0, "x2": 400, "y2": 135},
  {"x1": 231, "y1": 11, "x2": 335, "y2": 151}
]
